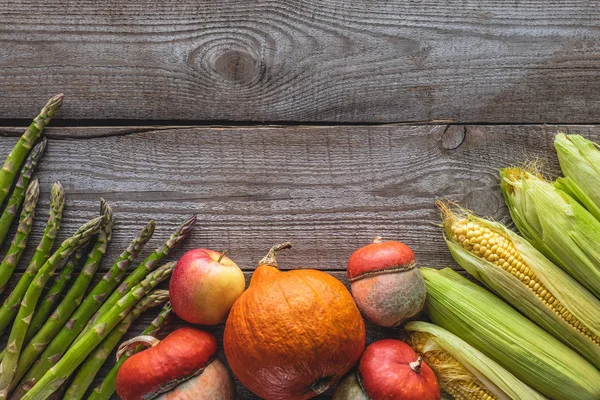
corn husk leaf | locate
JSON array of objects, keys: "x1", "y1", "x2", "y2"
[
  {"x1": 439, "y1": 205, "x2": 600, "y2": 368},
  {"x1": 405, "y1": 321, "x2": 545, "y2": 400},
  {"x1": 554, "y1": 133, "x2": 600, "y2": 219},
  {"x1": 421, "y1": 267, "x2": 600, "y2": 400},
  {"x1": 500, "y1": 167, "x2": 600, "y2": 297},
  {"x1": 554, "y1": 176, "x2": 600, "y2": 221}
]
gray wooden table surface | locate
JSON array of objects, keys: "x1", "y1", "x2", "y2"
[{"x1": 1, "y1": 1, "x2": 600, "y2": 399}]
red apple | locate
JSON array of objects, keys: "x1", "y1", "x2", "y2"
[
  {"x1": 334, "y1": 339, "x2": 440, "y2": 400},
  {"x1": 170, "y1": 249, "x2": 245, "y2": 325}
]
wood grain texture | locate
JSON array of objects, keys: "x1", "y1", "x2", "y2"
[
  {"x1": 0, "y1": 123, "x2": 597, "y2": 398},
  {"x1": 0, "y1": 123, "x2": 586, "y2": 274},
  {"x1": 2, "y1": 1, "x2": 600, "y2": 122}
]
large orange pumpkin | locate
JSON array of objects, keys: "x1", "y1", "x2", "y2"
[{"x1": 224, "y1": 243, "x2": 366, "y2": 400}]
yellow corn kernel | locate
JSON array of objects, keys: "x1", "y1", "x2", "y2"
[
  {"x1": 410, "y1": 332, "x2": 497, "y2": 400},
  {"x1": 449, "y1": 218, "x2": 600, "y2": 346}
]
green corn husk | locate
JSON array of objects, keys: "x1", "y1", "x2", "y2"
[
  {"x1": 421, "y1": 267, "x2": 600, "y2": 400},
  {"x1": 438, "y1": 202, "x2": 600, "y2": 368},
  {"x1": 500, "y1": 167, "x2": 600, "y2": 298},
  {"x1": 406, "y1": 321, "x2": 545, "y2": 400},
  {"x1": 554, "y1": 133, "x2": 600, "y2": 220},
  {"x1": 554, "y1": 176, "x2": 600, "y2": 222}
]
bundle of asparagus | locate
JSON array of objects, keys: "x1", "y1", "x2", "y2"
[
  {"x1": 64, "y1": 292, "x2": 171, "y2": 400},
  {"x1": 0, "y1": 215, "x2": 106, "y2": 397},
  {"x1": 12, "y1": 216, "x2": 195, "y2": 398},
  {"x1": 0, "y1": 214, "x2": 195, "y2": 400},
  {"x1": 0, "y1": 95, "x2": 197, "y2": 399}
]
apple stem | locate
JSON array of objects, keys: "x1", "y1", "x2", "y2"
[
  {"x1": 217, "y1": 250, "x2": 228, "y2": 263},
  {"x1": 373, "y1": 236, "x2": 383, "y2": 244},
  {"x1": 409, "y1": 356, "x2": 423, "y2": 373}
]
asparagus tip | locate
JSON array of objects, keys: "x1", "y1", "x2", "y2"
[
  {"x1": 143, "y1": 220, "x2": 156, "y2": 237},
  {"x1": 50, "y1": 93, "x2": 64, "y2": 105},
  {"x1": 31, "y1": 138, "x2": 48, "y2": 158},
  {"x1": 180, "y1": 214, "x2": 197, "y2": 236},
  {"x1": 149, "y1": 289, "x2": 170, "y2": 304},
  {"x1": 50, "y1": 181, "x2": 66, "y2": 211},
  {"x1": 99, "y1": 199, "x2": 114, "y2": 223},
  {"x1": 77, "y1": 215, "x2": 106, "y2": 238},
  {"x1": 51, "y1": 181, "x2": 64, "y2": 196},
  {"x1": 146, "y1": 261, "x2": 177, "y2": 283},
  {"x1": 26, "y1": 178, "x2": 40, "y2": 199},
  {"x1": 45, "y1": 94, "x2": 65, "y2": 116}
]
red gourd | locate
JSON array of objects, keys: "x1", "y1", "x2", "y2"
[
  {"x1": 224, "y1": 243, "x2": 366, "y2": 400},
  {"x1": 347, "y1": 237, "x2": 426, "y2": 327},
  {"x1": 116, "y1": 327, "x2": 235, "y2": 400},
  {"x1": 334, "y1": 339, "x2": 440, "y2": 400}
]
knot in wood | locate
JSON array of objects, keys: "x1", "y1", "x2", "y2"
[
  {"x1": 441, "y1": 125, "x2": 466, "y2": 150},
  {"x1": 214, "y1": 50, "x2": 258, "y2": 83},
  {"x1": 462, "y1": 189, "x2": 499, "y2": 217}
]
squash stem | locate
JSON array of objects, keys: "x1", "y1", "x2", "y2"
[
  {"x1": 116, "y1": 335, "x2": 160, "y2": 360},
  {"x1": 258, "y1": 242, "x2": 292, "y2": 267},
  {"x1": 409, "y1": 356, "x2": 423, "y2": 373}
]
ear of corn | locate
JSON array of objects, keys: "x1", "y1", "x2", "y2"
[
  {"x1": 438, "y1": 202, "x2": 600, "y2": 368},
  {"x1": 406, "y1": 321, "x2": 545, "y2": 400},
  {"x1": 554, "y1": 133, "x2": 600, "y2": 219},
  {"x1": 500, "y1": 167, "x2": 600, "y2": 298},
  {"x1": 421, "y1": 267, "x2": 600, "y2": 400}
]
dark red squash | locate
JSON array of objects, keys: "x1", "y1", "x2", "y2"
[
  {"x1": 334, "y1": 339, "x2": 440, "y2": 400},
  {"x1": 116, "y1": 327, "x2": 235, "y2": 400},
  {"x1": 359, "y1": 339, "x2": 440, "y2": 400}
]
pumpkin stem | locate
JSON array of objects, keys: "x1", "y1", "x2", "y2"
[
  {"x1": 409, "y1": 356, "x2": 423, "y2": 373},
  {"x1": 217, "y1": 249, "x2": 228, "y2": 263},
  {"x1": 373, "y1": 236, "x2": 383, "y2": 244},
  {"x1": 258, "y1": 242, "x2": 292, "y2": 268},
  {"x1": 116, "y1": 335, "x2": 160, "y2": 361}
]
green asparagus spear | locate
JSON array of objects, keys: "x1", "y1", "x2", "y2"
[
  {"x1": 7, "y1": 201, "x2": 113, "y2": 388},
  {"x1": 0, "y1": 94, "x2": 62, "y2": 208},
  {"x1": 11, "y1": 220, "x2": 155, "y2": 388},
  {"x1": 24, "y1": 250, "x2": 84, "y2": 344},
  {"x1": 0, "y1": 179, "x2": 40, "y2": 293},
  {"x1": 63, "y1": 290, "x2": 169, "y2": 400},
  {"x1": 0, "y1": 215, "x2": 104, "y2": 399},
  {"x1": 0, "y1": 139, "x2": 46, "y2": 248},
  {"x1": 0, "y1": 182, "x2": 64, "y2": 335},
  {"x1": 140, "y1": 302, "x2": 172, "y2": 337},
  {"x1": 19, "y1": 262, "x2": 176, "y2": 400},
  {"x1": 78, "y1": 214, "x2": 195, "y2": 338},
  {"x1": 88, "y1": 302, "x2": 172, "y2": 400}
]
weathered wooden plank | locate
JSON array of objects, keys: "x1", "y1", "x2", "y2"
[
  {"x1": 2, "y1": 1, "x2": 600, "y2": 122},
  {"x1": 0, "y1": 124, "x2": 593, "y2": 274}
]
